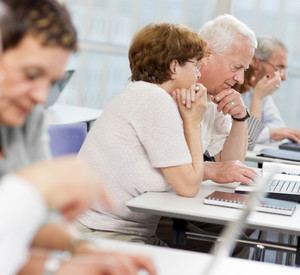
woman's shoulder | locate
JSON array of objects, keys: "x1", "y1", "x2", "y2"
[
  {"x1": 123, "y1": 81, "x2": 173, "y2": 103},
  {"x1": 127, "y1": 81, "x2": 160, "y2": 93}
]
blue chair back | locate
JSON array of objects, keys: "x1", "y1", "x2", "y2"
[{"x1": 48, "y1": 123, "x2": 87, "y2": 157}]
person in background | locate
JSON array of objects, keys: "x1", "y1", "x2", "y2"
[
  {"x1": 76, "y1": 21, "x2": 208, "y2": 245},
  {"x1": 0, "y1": 1, "x2": 155, "y2": 274},
  {"x1": 233, "y1": 56, "x2": 266, "y2": 150},
  {"x1": 238, "y1": 36, "x2": 300, "y2": 146}
]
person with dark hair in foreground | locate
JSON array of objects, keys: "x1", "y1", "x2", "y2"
[{"x1": 0, "y1": 1, "x2": 156, "y2": 274}]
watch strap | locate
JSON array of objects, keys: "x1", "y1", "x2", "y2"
[{"x1": 231, "y1": 108, "x2": 250, "y2": 122}]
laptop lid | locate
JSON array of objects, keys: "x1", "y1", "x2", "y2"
[
  {"x1": 44, "y1": 70, "x2": 75, "y2": 108},
  {"x1": 258, "y1": 148, "x2": 300, "y2": 162},
  {"x1": 279, "y1": 141, "x2": 300, "y2": 152}
]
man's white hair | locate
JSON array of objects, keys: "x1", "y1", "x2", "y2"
[{"x1": 198, "y1": 14, "x2": 257, "y2": 54}]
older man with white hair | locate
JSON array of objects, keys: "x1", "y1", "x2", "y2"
[{"x1": 198, "y1": 14, "x2": 258, "y2": 184}]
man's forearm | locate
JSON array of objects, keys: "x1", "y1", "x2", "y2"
[{"x1": 218, "y1": 121, "x2": 248, "y2": 161}]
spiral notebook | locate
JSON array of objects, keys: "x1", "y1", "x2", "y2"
[
  {"x1": 204, "y1": 190, "x2": 296, "y2": 216},
  {"x1": 201, "y1": 167, "x2": 277, "y2": 275}
]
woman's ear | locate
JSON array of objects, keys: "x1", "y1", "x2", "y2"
[
  {"x1": 170, "y1": 59, "x2": 177, "y2": 80},
  {"x1": 170, "y1": 59, "x2": 177, "y2": 74}
]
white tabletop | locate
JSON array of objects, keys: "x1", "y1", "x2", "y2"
[
  {"x1": 246, "y1": 143, "x2": 300, "y2": 166},
  {"x1": 44, "y1": 103, "x2": 103, "y2": 125},
  {"x1": 126, "y1": 180, "x2": 300, "y2": 235},
  {"x1": 94, "y1": 237, "x2": 300, "y2": 275}
]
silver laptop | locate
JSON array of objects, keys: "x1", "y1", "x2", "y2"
[
  {"x1": 266, "y1": 174, "x2": 300, "y2": 202},
  {"x1": 236, "y1": 173, "x2": 300, "y2": 202}
]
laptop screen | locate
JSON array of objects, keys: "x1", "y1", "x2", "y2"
[{"x1": 44, "y1": 70, "x2": 74, "y2": 108}]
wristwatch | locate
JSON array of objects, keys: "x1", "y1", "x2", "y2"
[
  {"x1": 231, "y1": 108, "x2": 250, "y2": 122},
  {"x1": 44, "y1": 251, "x2": 71, "y2": 275}
]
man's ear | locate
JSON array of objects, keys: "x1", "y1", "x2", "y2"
[
  {"x1": 203, "y1": 46, "x2": 213, "y2": 62},
  {"x1": 205, "y1": 45, "x2": 214, "y2": 57}
]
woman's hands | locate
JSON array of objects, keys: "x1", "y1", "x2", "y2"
[{"x1": 171, "y1": 83, "x2": 207, "y2": 125}]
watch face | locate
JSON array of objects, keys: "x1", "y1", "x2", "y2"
[{"x1": 45, "y1": 257, "x2": 61, "y2": 272}]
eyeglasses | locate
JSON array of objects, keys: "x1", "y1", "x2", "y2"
[
  {"x1": 186, "y1": 60, "x2": 202, "y2": 72},
  {"x1": 261, "y1": 60, "x2": 287, "y2": 77}
]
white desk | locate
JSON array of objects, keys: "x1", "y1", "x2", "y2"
[
  {"x1": 127, "y1": 181, "x2": 300, "y2": 235},
  {"x1": 245, "y1": 143, "x2": 300, "y2": 166},
  {"x1": 127, "y1": 180, "x2": 300, "y2": 265},
  {"x1": 94, "y1": 237, "x2": 300, "y2": 275},
  {"x1": 44, "y1": 103, "x2": 103, "y2": 126}
]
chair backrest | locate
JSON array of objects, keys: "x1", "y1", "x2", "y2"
[{"x1": 48, "y1": 122, "x2": 87, "y2": 157}]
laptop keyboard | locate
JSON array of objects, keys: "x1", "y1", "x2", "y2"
[{"x1": 268, "y1": 179, "x2": 300, "y2": 194}]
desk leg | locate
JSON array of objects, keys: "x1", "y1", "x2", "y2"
[
  {"x1": 285, "y1": 235, "x2": 295, "y2": 266},
  {"x1": 172, "y1": 218, "x2": 188, "y2": 247},
  {"x1": 86, "y1": 121, "x2": 92, "y2": 131},
  {"x1": 296, "y1": 236, "x2": 300, "y2": 266},
  {"x1": 252, "y1": 244, "x2": 265, "y2": 261},
  {"x1": 275, "y1": 233, "x2": 284, "y2": 264},
  {"x1": 252, "y1": 231, "x2": 266, "y2": 262}
]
